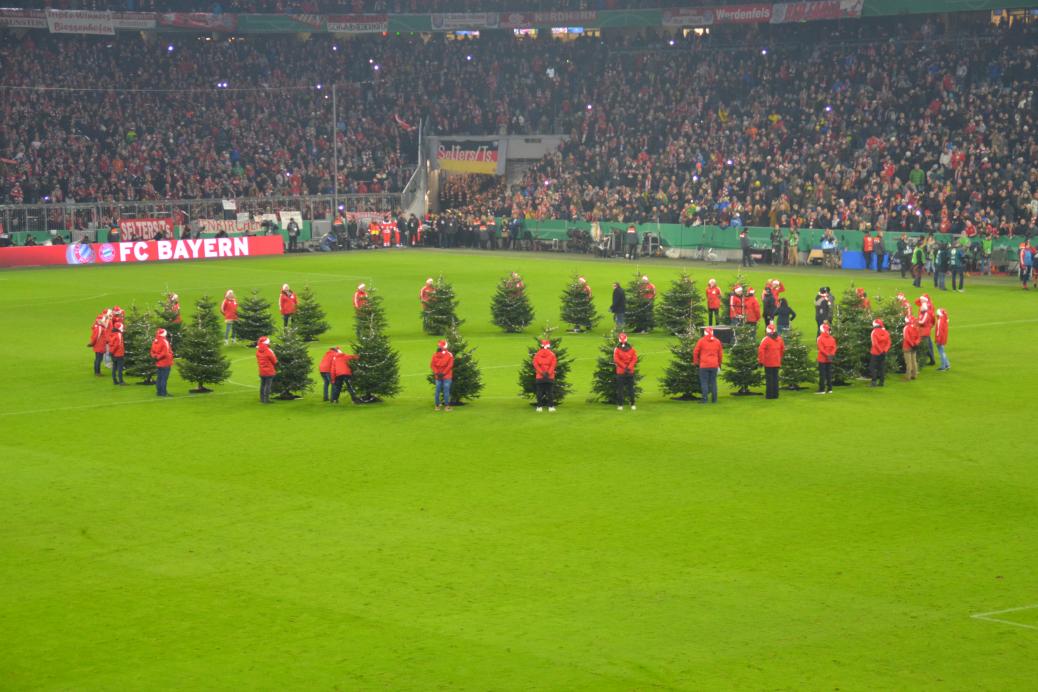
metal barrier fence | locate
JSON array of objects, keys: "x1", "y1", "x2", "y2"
[{"x1": 0, "y1": 193, "x2": 405, "y2": 239}]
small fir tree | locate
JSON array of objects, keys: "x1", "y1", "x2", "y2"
[
  {"x1": 518, "y1": 326, "x2": 574, "y2": 404},
  {"x1": 176, "y1": 295, "x2": 231, "y2": 393},
  {"x1": 293, "y1": 285, "x2": 329, "y2": 342},
  {"x1": 270, "y1": 327, "x2": 315, "y2": 399},
  {"x1": 588, "y1": 329, "x2": 643, "y2": 404},
  {"x1": 722, "y1": 323, "x2": 763, "y2": 395},
  {"x1": 354, "y1": 287, "x2": 388, "y2": 339},
  {"x1": 656, "y1": 271, "x2": 706, "y2": 335},
  {"x1": 351, "y1": 311, "x2": 401, "y2": 402},
  {"x1": 123, "y1": 303, "x2": 155, "y2": 384},
  {"x1": 154, "y1": 299, "x2": 183, "y2": 355},
  {"x1": 660, "y1": 323, "x2": 702, "y2": 400},
  {"x1": 779, "y1": 328, "x2": 813, "y2": 390},
  {"x1": 236, "y1": 289, "x2": 275, "y2": 347},
  {"x1": 423, "y1": 275, "x2": 462, "y2": 335},
  {"x1": 831, "y1": 286, "x2": 872, "y2": 385},
  {"x1": 425, "y1": 322, "x2": 483, "y2": 404},
  {"x1": 560, "y1": 275, "x2": 600, "y2": 332},
  {"x1": 624, "y1": 273, "x2": 656, "y2": 333},
  {"x1": 491, "y1": 273, "x2": 534, "y2": 333}
]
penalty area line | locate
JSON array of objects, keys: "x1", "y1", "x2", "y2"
[
  {"x1": 970, "y1": 604, "x2": 1038, "y2": 631},
  {"x1": 0, "y1": 387, "x2": 254, "y2": 418}
]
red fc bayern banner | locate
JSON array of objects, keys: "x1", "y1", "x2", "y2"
[{"x1": 0, "y1": 236, "x2": 283, "y2": 269}]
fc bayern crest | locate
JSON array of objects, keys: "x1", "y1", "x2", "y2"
[{"x1": 65, "y1": 243, "x2": 96, "y2": 265}]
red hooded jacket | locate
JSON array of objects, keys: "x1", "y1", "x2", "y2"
[
  {"x1": 613, "y1": 345, "x2": 638, "y2": 375},
  {"x1": 758, "y1": 335, "x2": 785, "y2": 368},
  {"x1": 90, "y1": 322, "x2": 107, "y2": 353},
  {"x1": 903, "y1": 323, "x2": 921, "y2": 351},
  {"x1": 693, "y1": 335, "x2": 724, "y2": 369},
  {"x1": 256, "y1": 343, "x2": 278, "y2": 376},
  {"x1": 319, "y1": 349, "x2": 337, "y2": 373},
  {"x1": 816, "y1": 332, "x2": 837, "y2": 363},
  {"x1": 107, "y1": 330, "x2": 125, "y2": 358},
  {"x1": 431, "y1": 349, "x2": 454, "y2": 380},
  {"x1": 532, "y1": 348, "x2": 557, "y2": 380},
  {"x1": 221, "y1": 297, "x2": 238, "y2": 321},
  {"x1": 150, "y1": 336, "x2": 173, "y2": 367},
  {"x1": 331, "y1": 351, "x2": 358, "y2": 378},
  {"x1": 706, "y1": 285, "x2": 722, "y2": 310},
  {"x1": 279, "y1": 291, "x2": 297, "y2": 316},
  {"x1": 935, "y1": 312, "x2": 949, "y2": 346},
  {"x1": 744, "y1": 295, "x2": 761, "y2": 323},
  {"x1": 870, "y1": 327, "x2": 891, "y2": 355}
]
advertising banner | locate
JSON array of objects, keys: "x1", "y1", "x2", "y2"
[
  {"x1": 499, "y1": 10, "x2": 598, "y2": 28},
  {"x1": 430, "y1": 12, "x2": 499, "y2": 30},
  {"x1": 119, "y1": 218, "x2": 174, "y2": 241},
  {"x1": 46, "y1": 10, "x2": 115, "y2": 35},
  {"x1": 713, "y1": 4, "x2": 772, "y2": 24},
  {"x1": 158, "y1": 12, "x2": 237, "y2": 31},
  {"x1": 0, "y1": 9, "x2": 47, "y2": 29},
  {"x1": 435, "y1": 140, "x2": 502, "y2": 175},
  {"x1": 326, "y1": 14, "x2": 388, "y2": 33},
  {"x1": 661, "y1": 7, "x2": 716, "y2": 26},
  {"x1": 197, "y1": 218, "x2": 265, "y2": 235},
  {"x1": 237, "y1": 13, "x2": 325, "y2": 33},
  {"x1": 0, "y1": 236, "x2": 283, "y2": 269},
  {"x1": 771, "y1": 0, "x2": 864, "y2": 22},
  {"x1": 111, "y1": 12, "x2": 157, "y2": 30}
]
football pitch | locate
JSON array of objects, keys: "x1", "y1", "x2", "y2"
[{"x1": 1, "y1": 249, "x2": 1035, "y2": 689}]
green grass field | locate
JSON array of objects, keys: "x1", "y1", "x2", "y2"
[{"x1": 1, "y1": 249, "x2": 1036, "y2": 690}]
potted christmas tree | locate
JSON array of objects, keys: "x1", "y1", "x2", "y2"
[
  {"x1": 779, "y1": 328, "x2": 814, "y2": 390},
  {"x1": 122, "y1": 303, "x2": 155, "y2": 384},
  {"x1": 236, "y1": 289, "x2": 275, "y2": 347},
  {"x1": 176, "y1": 295, "x2": 231, "y2": 393},
  {"x1": 292, "y1": 286, "x2": 329, "y2": 342},
  {"x1": 660, "y1": 323, "x2": 702, "y2": 401},
  {"x1": 588, "y1": 329, "x2": 643, "y2": 404},
  {"x1": 560, "y1": 275, "x2": 599, "y2": 333},
  {"x1": 270, "y1": 327, "x2": 314, "y2": 399},
  {"x1": 656, "y1": 271, "x2": 705, "y2": 335},
  {"x1": 518, "y1": 326, "x2": 573, "y2": 405},
  {"x1": 722, "y1": 323, "x2": 763, "y2": 395},
  {"x1": 491, "y1": 272, "x2": 534, "y2": 333},
  {"x1": 351, "y1": 302, "x2": 401, "y2": 403},
  {"x1": 423, "y1": 275, "x2": 463, "y2": 336},
  {"x1": 425, "y1": 322, "x2": 483, "y2": 405},
  {"x1": 831, "y1": 286, "x2": 872, "y2": 385}
]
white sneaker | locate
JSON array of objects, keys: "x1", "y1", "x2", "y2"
[
  {"x1": 536, "y1": 407, "x2": 543, "y2": 413},
  {"x1": 617, "y1": 406, "x2": 624, "y2": 411},
  {"x1": 548, "y1": 407, "x2": 556, "y2": 412},
  {"x1": 224, "y1": 339, "x2": 229, "y2": 345},
  {"x1": 630, "y1": 405, "x2": 636, "y2": 410}
]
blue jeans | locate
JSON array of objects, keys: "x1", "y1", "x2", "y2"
[
  {"x1": 321, "y1": 372, "x2": 331, "y2": 400},
  {"x1": 936, "y1": 271, "x2": 946, "y2": 290},
  {"x1": 155, "y1": 366, "x2": 170, "y2": 396},
  {"x1": 435, "y1": 378, "x2": 452, "y2": 406},
  {"x1": 937, "y1": 344, "x2": 950, "y2": 369},
  {"x1": 613, "y1": 311, "x2": 624, "y2": 327},
  {"x1": 225, "y1": 321, "x2": 236, "y2": 340},
  {"x1": 93, "y1": 351, "x2": 104, "y2": 374},
  {"x1": 950, "y1": 268, "x2": 964, "y2": 290},
  {"x1": 698, "y1": 367, "x2": 718, "y2": 403},
  {"x1": 111, "y1": 357, "x2": 124, "y2": 384}
]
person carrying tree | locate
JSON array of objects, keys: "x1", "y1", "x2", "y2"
[
  {"x1": 613, "y1": 333, "x2": 638, "y2": 411},
  {"x1": 532, "y1": 340, "x2": 558, "y2": 413},
  {"x1": 430, "y1": 339, "x2": 454, "y2": 412},
  {"x1": 330, "y1": 347, "x2": 360, "y2": 404}
]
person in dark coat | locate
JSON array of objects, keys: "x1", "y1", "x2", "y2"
[
  {"x1": 774, "y1": 298, "x2": 797, "y2": 335},
  {"x1": 610, "y1": 282, "x2": 626, "y2": 327},
  {"x1": 814, "y1": 287, "x2": 832, "y2": 334}
]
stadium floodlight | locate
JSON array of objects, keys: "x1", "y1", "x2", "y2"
[
  {"x1": 167, "y1": 44, "x2": 174, "y2": 53},
  {"x1": 332, "y1": 44, "x2": 339, "y2": 51},
  {"x1": 761, "y1": 48, "x2": 767, "y2": 55},
  {"x1": 668, "y1": 40, "x2": 675, "y2": 46},
  {"x1": 316, "y1": 84, "x2": 322, "y2": 90},
  {"x1": 586, "y1": 104, "x2": 592, "y2": 110},
  {"x1": 373, "y1": 64, "x2": 380, "y2": 71},
  {"x1": 466, "y1": 55, "x2": 472, "y2": 61},
  {"x1": 825, "y1": 105, "x2": 832, "y2": 112}
]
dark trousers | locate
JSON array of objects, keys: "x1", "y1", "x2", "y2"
[
  {"x1": 764, "y1": 366, "x2": 779, "y2": 399},
  {"x1": 535, "y1": 379, "x2": 554, "y2": 408},
  {"x1": 282, "y1": 314, "x2": 291, "y2": 328},
  {"x1": 321, "y1": 372, "x2": 331, "y2": 400},
  {"x1": 331, "y1": 375, "x2": 357, "y2": 403},
  {"x1": 615, "y1": 374, "x2": 635, "y2": 406},
  {"x1": 708, "y1": 308, "x2": 719, "y2": 326},
  {"x1": 875, "y1": 252, "x2": 884, "y2": 272},
  {"x1": 698, "y1": 367, "x2": 718, "y2": 403},
  {"x1": 155, "y1": 366, "x2": 171, "y2": 396},
  {"x1": 864, "y1": 251, "x2": 872, "y2": 270},
  {"x1": 870, "y1": 354, "x2": 887, "y2": 385},
  {"x1": 951, "y1": 268, "x2": 964, "y2": 290},
  {"x1": 111, "y1": 356, "x2": 124, "y2": 384},
  {"x1": 260, "y1": 375, "x2": 274, "y2": 403},
  {"x1": 818, "y1": 362, "x2": 832, "y2": 392},
  {"x1": 93, "y1": 351, "x2": 104, "y2": 375},
  {"x1": 900, "y1": 255, "x2": 910, "y2": 278},
  {"x1": 612, "y1": 310, "x2": 624, "y2": 327},
  {"x1": 912, "y1": 265, "x2": 923, "y2": 287},
  {"x1": 742, "y1": 248, "x2": 752, "y2": 266}
]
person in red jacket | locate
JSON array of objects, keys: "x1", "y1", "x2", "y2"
[
  {"x1": 856, "y1": 287, "x2": 872, "y2": 313},
  {"x1": 353, "y1": 283, "x2": 368, "y2": 310},
  {"x1": 869, "y1": 319, "x2": 892, "y2": 387},
  {"x1": 902, "y1": 317, "x2": 921, "y2": 381},
  {"x1": 108, "y1": 322, "x2": 126, "y2": 385},
  {"x1": 744, "y1": 287, "x2": 762, "y2": 332},
  {"x1": 917, "y1": 301, "x2": 936, "y2": 366},
  {"x1": 935, "y1": 308, "x2": 950, "y2": 371},
  {"x1": 758, "y1": 323, "x2": 785, "y2": 399},
  {"x1": 729, "y1": 285, "x2": 745, "y2": 325},
  {"x1": 431, "y1": 339, "x2": 455, "y2": 411},
  {"x1": 705, "y1": 278, "x2": 722, "y2": 326},
  {"x1": 532, "y1": 339, "x2": 558, "y2": 412},
  {"x1": 256, "y1": 335, "x2": 278, "y2": 403},
  {"x1": 167, "y1": 293, "x2": 182, "y2": 324},
  {"x1": 318, "y1": 346, "x2": 338, "y2": 401},
  {"x1": 639, "y1": 275, "x2": 656, "y2": 301},
  {"x1": 693, "y1": 326, "x2": 724, "y2": 404},
  {"x1": 221, "y1": 289, "x2": 238, "y2": 344},
  {"x1": 150, "y1": 327, "x2": 174, "y2": 397},
  {"x1": 815, "y1": 322, "x2": 837, "y2": 394},
  {"x1": 420, "y1": 278, "x2": 435, "y2": 307},
  {"x1": 330, "y1": 347, "x2": 360, "y2": 404},
  {"x1": 88, "y1": 313, "x2": 108, "y2": 375},
  {"x1": 578, "y1": 275, "x2": 592, "y2": 298},
  {"x1": 613, "y1": 332, "x2": 638, "y2": 411},
  {"x1": 279, "y1": 284, "x2": 297, "y2": 328}
]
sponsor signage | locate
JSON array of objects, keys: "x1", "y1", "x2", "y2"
[
  {"x1": 326, "y1": 14, "x2": 388, "y2": 32},
  {"x1": 771, "y1": 0, "x2": 864, "y2": 23},
  {"x1": 0, "y1": 8, "x2": 47, "y2": 29},
  {"x1": 499, "y1": 10, "x2": 598, "y2": 28},
  {"x1": 46, "y1": 9, "x2": 115, "y2": 35},
  {"x1": 197, "y1": 218, "x2": 264, "y2": 235},
  {"x1": 661, "y1": 7, "x2": 715, "y2": 26},
  {"x1": 158, "y1": 12, "x2": 237, "y2": 31},
  {"x1": 713, "y1": 4, "x2": 773, "y2": 23},
  {"x1": 430, "y1": 12, "x2": 499, "y2": 30},
  {"x1": 0, "y1": 236, "x2": 283, "y2": 269},
  {"x1": 118, "y1": 218, "x2": 174, "y2": 241}
]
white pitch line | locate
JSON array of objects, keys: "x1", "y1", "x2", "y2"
[
  {"x1": 0, "y1": 388, "x2": 253, "y2": 418},
  {"x1": 956, "y1": 318, "x2": 1038, "y2": 329},
  {"x1": 971, "y1": 604, "x2": 1038, "y2": 631}
]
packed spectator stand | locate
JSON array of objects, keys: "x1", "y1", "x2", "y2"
[
  {"x1": 15, "y1": 1, "x2": 693, "y2": 13},
  {"x1": 0, "y1": 13, "x2": 1036, "y2": 246}
]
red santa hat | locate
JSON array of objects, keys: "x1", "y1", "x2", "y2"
[
  {"x1": 766, "y1": 323, "x2": 777, "y2": 334},
  {"x1": 156, "y1": 328, "x2": 167, "y2": 337},
  {"x1": 578, "y1": 276, "x2": 586, "y2": 283},
  {"x1": 225, "y1": 289, "x2": 234, "y2": 298},
  {"x1": 820, "y1": 323, "x2": 831, "y2": 334},
  {"x1": 747, "y1": 287, "x2": 755, "y2": 296},
  {"x1": 618, "y1": 332, "x2": 628, "y2": 343},
  {"x1": 872, "y1": 319, "x2": 884, "y2": 328},
  {"x1": 540, "y1": 340, "x2": 552, "y2": 349},
  {"x1": 437, "y1": 340, "x2": 448, "y2": 350},
  {"x1": 357, "y1": 283, "x2": 366, "y2": 290},
  {"x1": 282, "y1": 284, "x2": 290, "y2": 292},
  {"x1": 113, "y1": 305, "x2": 123, "y2": 314},
  {"x1": 426, "y1": 278, "x2": 434, "y2": 285},
  {"x1": 258, "y1": 336, "x2": 271, "y2": 346},
  {"x1": 704, "y1": 327, "x2": 714, "y2": 338},
  {"x1": 734, "y1": 285, "x2": 743, "y2": 294},
  {"x1": 641, "y1": 275, "x2": 649, "y2": 282},
  {"x1": 708, "y1": 278, "x2": 717, "y2": 286}
]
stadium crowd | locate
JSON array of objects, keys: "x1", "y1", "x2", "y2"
[
  {"x1": 1, "y1": 15, "x2": 1036, "y2": 245},
  {"x1": 19, "y1": 1, "x2": 682, "y2": 13}
]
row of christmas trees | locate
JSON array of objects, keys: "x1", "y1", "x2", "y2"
[{"x1": 115, "y1": 272, "x2": 914, "y2": 404}]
